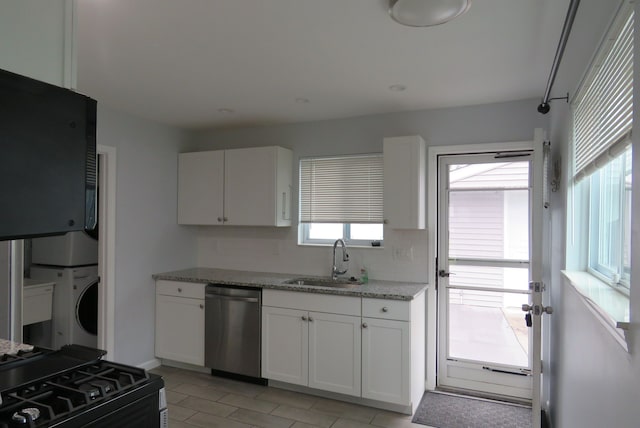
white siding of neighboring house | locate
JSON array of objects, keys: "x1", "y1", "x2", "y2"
[
  {"x1": 449, "y1": 190, "x2": 504, "y2": 307},
  {"x1": 448, "y1": 162, "x2": 529, "y2": 308}
]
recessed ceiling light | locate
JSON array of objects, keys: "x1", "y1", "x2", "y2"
[
  {"x1": 295, "y1": 97, "x2": 310, "y2": 104},
  {"x1": 217, "y1": 108, "x2": 235, "y2": 114},
  {"x1": 389, "y1": 84, "x2": 407, "y2": 92}
]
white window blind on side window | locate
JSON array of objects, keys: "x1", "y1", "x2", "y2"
[
  {"x1": 573, "y1": 10, "x2": 633, "y2": 181},
  {"x1": 299, "y1": 154, "x2": 383, "y2": 223}
]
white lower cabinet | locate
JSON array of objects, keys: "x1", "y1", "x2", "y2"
[
  {"x1": 262, "y1": 306, "x2": 308, "y2": 386},
  {"x1": 262, "y1": 290, "x2": 362, "y2": 397},
  {"x1": 362, "y1": 317, "x2": 410, "y2": 404},
  {"x1": 155, "y1": 280, "x2": 205, "y2": 366},
  {"x1": 308, "y1": 311, "x2": 361, "y2": 396},
  {"x1": 362, "y1": 295, "x2": 425, "y2": 411},
  {"x1": 262, "y1": 289, "x2": 425, "y2": 412}
]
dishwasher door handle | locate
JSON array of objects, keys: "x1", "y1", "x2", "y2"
[{"x1": 205, "y1": 294, "x2": 259, "y2": 303}]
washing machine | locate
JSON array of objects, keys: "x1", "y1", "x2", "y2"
[{"x1": 29, "y1": 265, "x2": 99, "y2": 349}]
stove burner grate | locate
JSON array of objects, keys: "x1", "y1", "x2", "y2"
[{"x1": 0, "y1": 360, "x2": 152, "y2": 427}]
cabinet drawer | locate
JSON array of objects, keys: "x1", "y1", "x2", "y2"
[
  {"x1": 362, "y1": 298, "x2": 410, "y2": 321},
  {"x1": 156, "y1": 280, "x2": 205, "y2": 299},
  {"x1": 263, "y1": 289, "x2": 361, "y2": 316}
]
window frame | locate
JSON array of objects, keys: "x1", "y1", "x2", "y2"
[
  {"x1": 567, "y1": 4, "x2": 633, "y2": 296},
  {"x1": 300, "y1": 222, "x2": 384, "y2": 247},
  {"x1": 586, "y1": 147, "x2": 632, "y2": 291}
]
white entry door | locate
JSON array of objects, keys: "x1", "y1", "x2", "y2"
[{"x1": 437, "y1": 150, "x2": 539, "y2": 403}]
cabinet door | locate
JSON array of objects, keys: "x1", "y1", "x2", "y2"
[
  {"x1": 383, "y1": 136, "x2": 426, "y2": 229},
  {"x1": 155, "y1": 295, "x2": 205, "y2": 366},
  {"x1": 262, "y1": 306, "x2": 308, "y2": 386},
  {"x1": 308, "y1": 312, "x2": 361, "y2": 397},
  {"x1": 224, "y1": 147, "x2": 279, "y2": 226},
  {"x1": 362, "y1": 317, "x2": 410, "y2": 405},
  {"x1": 178, "y1": 151, "x2": 225, "y2": 225}
]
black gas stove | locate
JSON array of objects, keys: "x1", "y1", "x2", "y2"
[{"x1": 0, "y1": 345, "x2": 167, "y2": 428}]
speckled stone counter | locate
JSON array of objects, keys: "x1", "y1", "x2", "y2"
[
  {"x1": 0, "y1": 339, "x2": 33, "y2": 356},
  {"x1": 153, "y1": 267, "x2": 427, "y2": 301}
]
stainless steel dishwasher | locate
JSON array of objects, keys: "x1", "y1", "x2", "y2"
[{"x1": 204, "y1": 284, "x2": 263, "y2": 381}]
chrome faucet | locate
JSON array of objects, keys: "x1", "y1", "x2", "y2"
[{"x1": 332, "y1": 239, "x2": 349, "y2": 280}]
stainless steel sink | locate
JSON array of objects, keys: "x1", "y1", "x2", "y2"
[{"x1": 283, "y1": 277, "x2": 362, "y2": 289}]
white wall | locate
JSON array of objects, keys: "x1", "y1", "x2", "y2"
[
  {"x1": 547, "y1": 0, "x2": 640, "y2": 426},
  {"x1": 189, "y1": 99, "x2": 547, "y2": 283},
  {"x1": 0, "y1": 0, "x2": 70, "y2": 86},
  {"x1": 96, "y1": 105, "x2": 198, "y2": 366}
]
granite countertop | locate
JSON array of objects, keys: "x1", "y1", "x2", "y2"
[
  {"x1": 0, "y1": 339, "x2": 34, "y2": 356},
  {"x1": 153, "y1": 267, "x2": 427, "y2": 301}
]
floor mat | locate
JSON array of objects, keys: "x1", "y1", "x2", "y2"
[{"x1": 412, "y1": 391, "x2": 532, "y2": 428}]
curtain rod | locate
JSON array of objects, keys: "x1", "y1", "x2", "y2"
[{"x1": 537, "y1": 0, "x2": 581, "y2": 114}]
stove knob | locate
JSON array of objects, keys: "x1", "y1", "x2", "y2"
[
  {"x1": 11, "y1": 413, "x2": 27, "y2": 424},
  {"x1": 12, "y1": 408, "x2": 40, "y2": 424}
]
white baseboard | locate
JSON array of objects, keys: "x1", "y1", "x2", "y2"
[
  {"x1": 137, "y1": 358, "x2": 162, "y2": 371},
  {"x1": 156, "y1": 359, "x2": 211, "y2": 374},
  {"x1": 269, "y1": 380, "x2": 413, "y2": 415}
]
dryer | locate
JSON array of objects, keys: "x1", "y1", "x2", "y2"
[
  {"x1": 30, "y1": 265, "x2": 98, "y2": 349},
  {"x1": 31, "y1": 231, "x2": 98, "y2": 267}
]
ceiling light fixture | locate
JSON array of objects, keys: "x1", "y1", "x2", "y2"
[
  {"x1": 217, "y1": 108, "x2": 235, "y2": 114},
  {"x1": 389, "y1": 0, "x2": 472, "y2": 27}
]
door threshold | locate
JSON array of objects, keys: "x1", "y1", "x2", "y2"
[{"x1": 434, "y1": 386, "x2": 532, "y2": 407}]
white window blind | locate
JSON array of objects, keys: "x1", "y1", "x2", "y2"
[
  {"x1": 299, "y1": 154, "x2": 383, "y2": 223},
  {"x1": 573, "y1": 10, "x2": 633, "y2": 181}
]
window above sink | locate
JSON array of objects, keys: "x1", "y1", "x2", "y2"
[
  {"x1": 300, "y1": 223, "x2": 383, "y2": 247},
  {"x1": 298, "y1": 154, "x2": 384, "y2": 247}
]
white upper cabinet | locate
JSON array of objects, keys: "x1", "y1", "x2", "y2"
[
  {"x1": 178, "y1": 146, "x2": 293, "y2": 227},
  {"x1": 224, "y1": 146, "x2": 292, "y2": 226},
  {"x1": 383, "y1": 136, "x2": 426, "y2": 229},
  {"x1": 178, "y1": 150, "x2": 225, "y2": 225}
]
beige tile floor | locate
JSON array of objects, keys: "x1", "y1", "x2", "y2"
[{"x1": 151, "y1": 366, "x2": 431, "y2": 428}]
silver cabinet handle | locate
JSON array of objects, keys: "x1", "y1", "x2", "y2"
[
  {"x1": 308, "y1": 316, "x2": 314, "y2": 322},
  {"x1": 199, "y1": 304, "x2": 204, "y2": 309},
  {"x1": 177, "y1": 288, "x2": 182, "y2": 293},
  {"x1": 223, "y1": 217, "x2": 228, "y2": 222},
  {"x1": 382, "y1": 307, "x2": 388, "y2": 312},
  {"x1": 205, "y1": 294, "x2": 259, "y2": 303},
  {"x1": 217, "y1": 217, "x2": 223, "y2": 222},
  {"x1": 302, "y1": 316, "x2": 307, "y2": 321},
  {"x1": 362, "y1": 323, "x2": 368, "y2": 328},
  {"x1": 282, "y1": 192, "x2": 286, "y2": 219}
]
